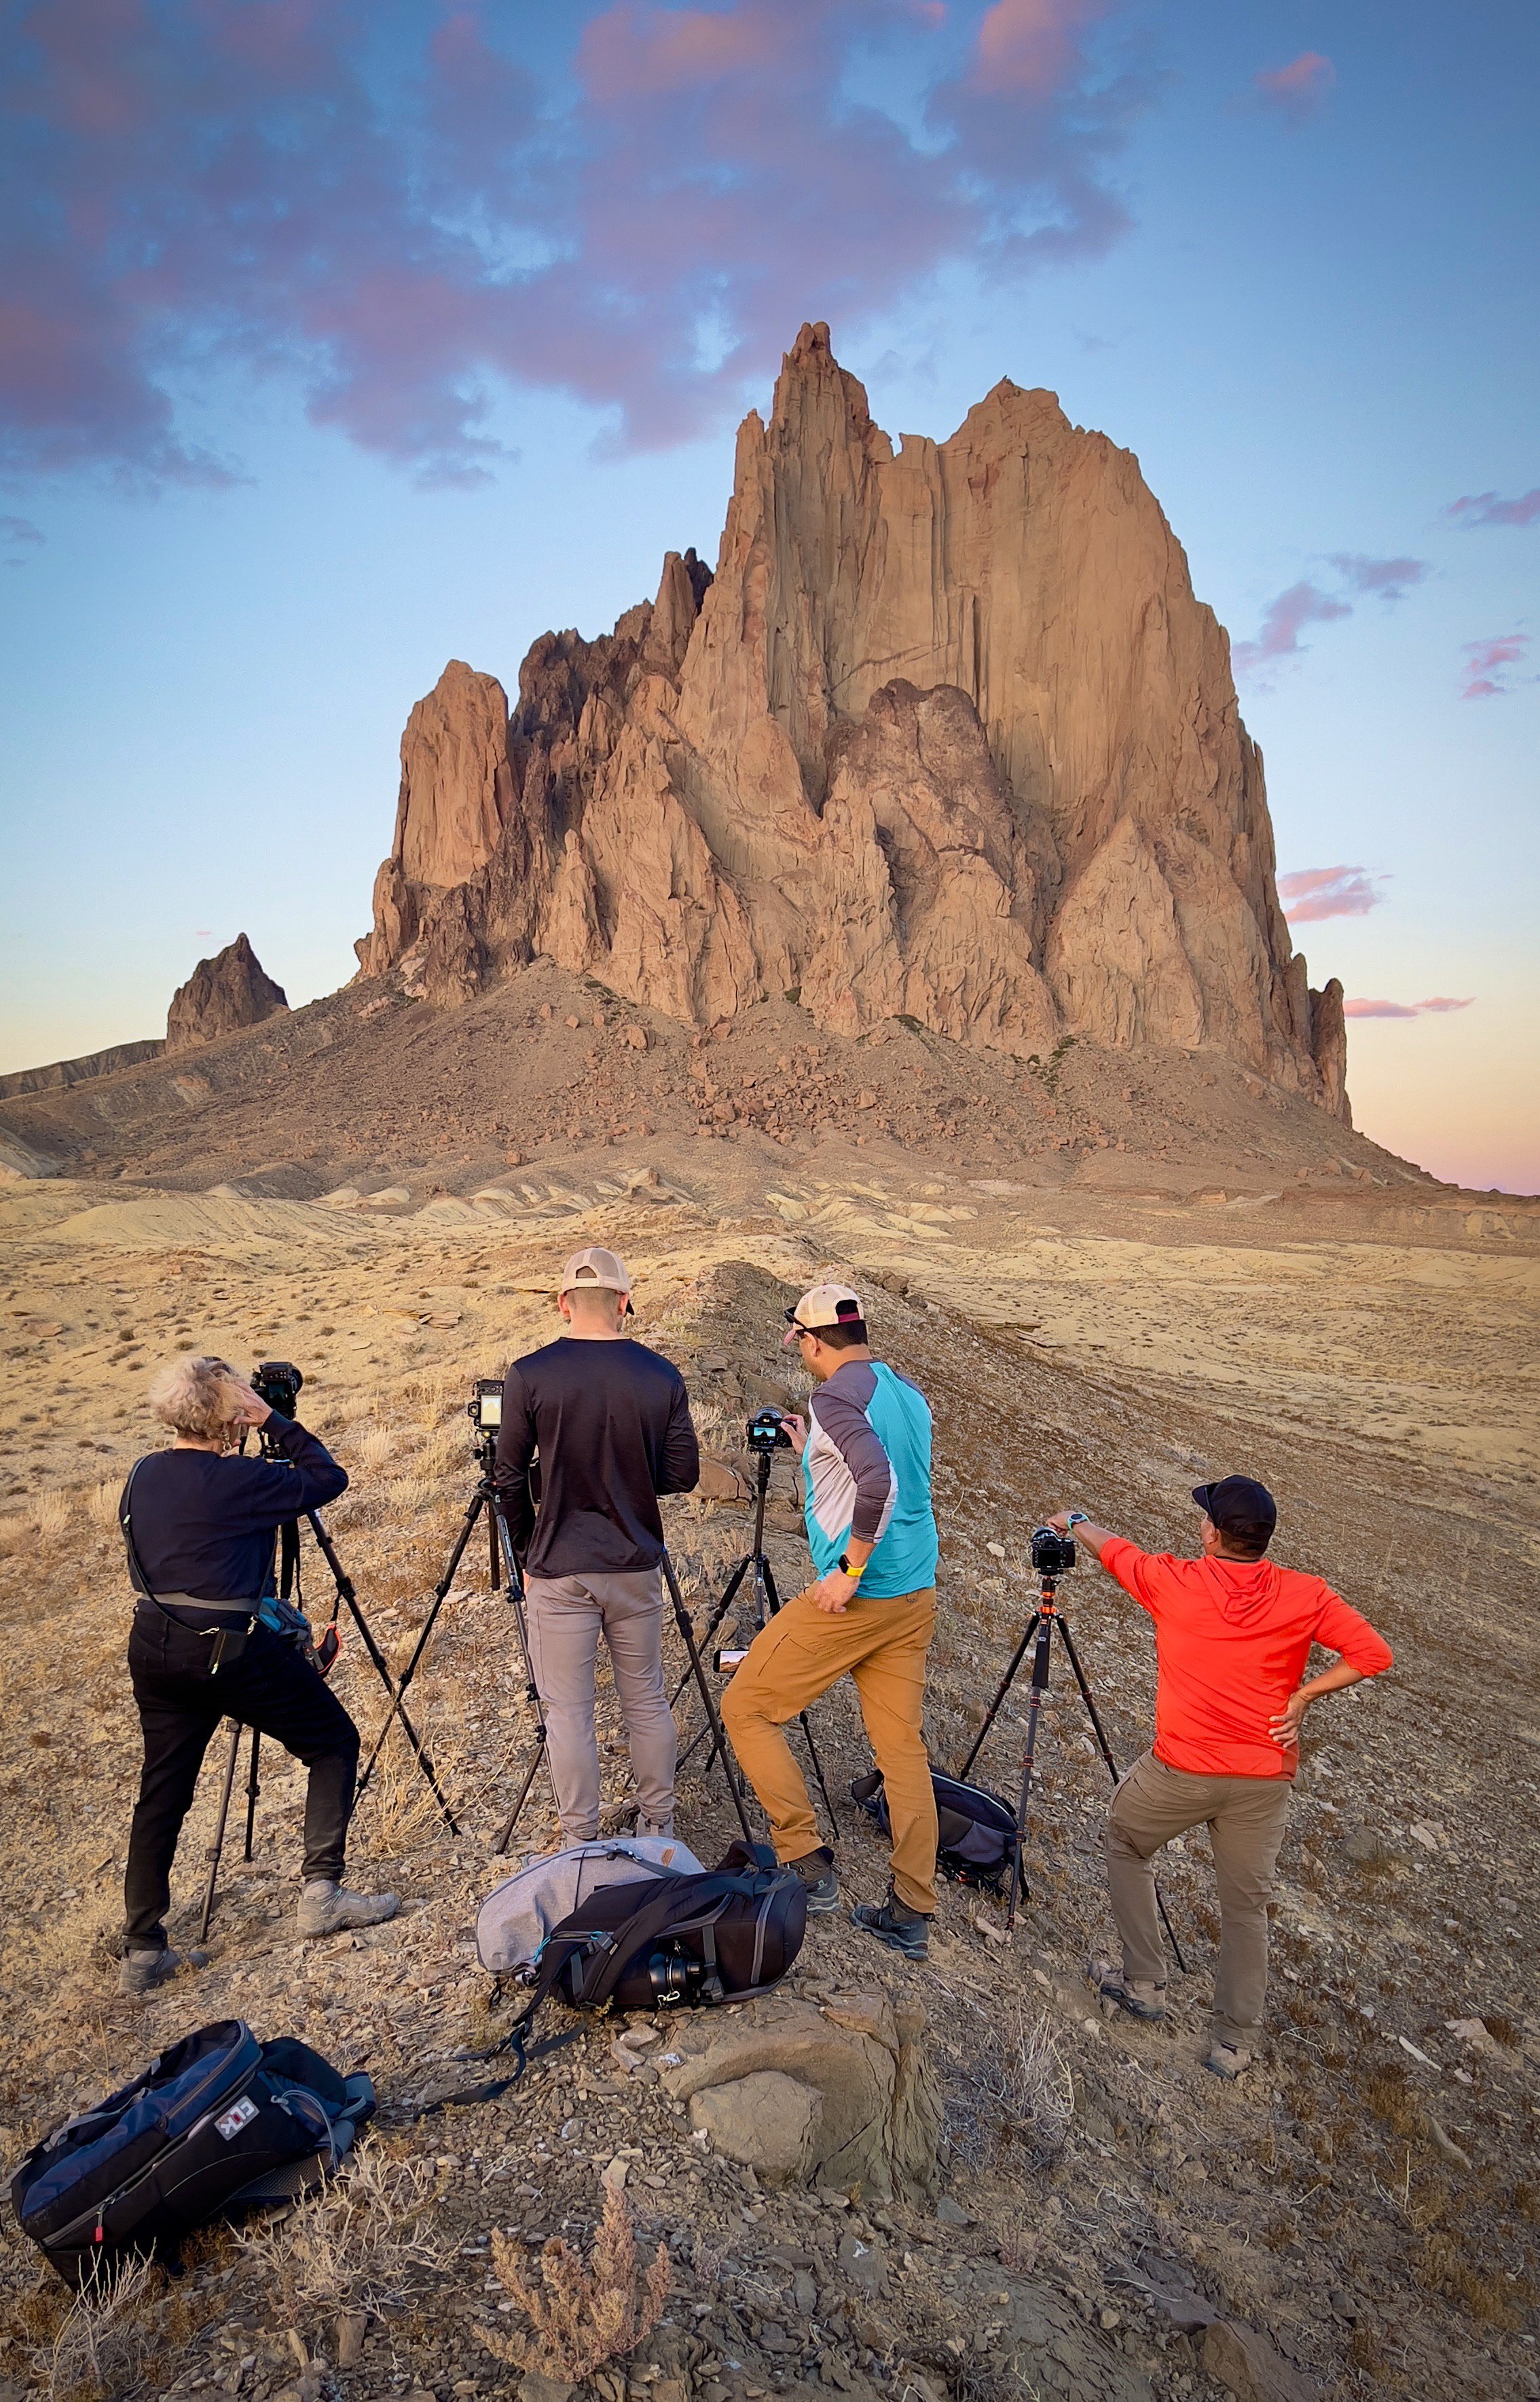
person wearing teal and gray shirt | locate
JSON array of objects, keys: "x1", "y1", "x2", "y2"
[{"x1": 720, "y1": 1282, "x2": 940, "y2": 1958}]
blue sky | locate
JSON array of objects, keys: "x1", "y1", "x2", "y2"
[{"x1": 1, "y1": 1, "x2": 1535, "y2": 1189}]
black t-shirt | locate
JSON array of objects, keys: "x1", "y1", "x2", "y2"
[
  {"x1": 121, "y1": 1415, "x2": 348, "y2": 1601},
  {"x1": 493, "y1": 1336, "x2": 699, "y2": 1578}
]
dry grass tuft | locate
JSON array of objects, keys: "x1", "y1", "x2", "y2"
[
  {"x1": 33, "y1": 1491, "x2": 73, "y2": 1541},
  {"x1": 359, "y1": 1427, "x2": 397, "y2": 1472},
  {"x1": 1363, "y1": 2064, "x2": 1422, "y2": 2140},
  {"x1": 482, "y1": 2181, "x2": 670, "y2": 2376},
  {"x1": 234, "y1": 2141, "x2": 450, "y2": 2320},
  {"x1": 1415, "y1": 2232, "x2": 1524, "y2": 2329},
  {"x1": 974, "y1": 1999, "x2": 1074, "y2": 2167},
  {"x1": 86, "y1": 1480, "x2": 122, "y2": 1533},
  {"x1": 34, "y1": 2252, "x2": 157, "y2": 2402}
]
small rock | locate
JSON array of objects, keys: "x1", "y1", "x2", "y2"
[
  {"x1": 689, "y1": 2071, "x2": 824, "y2": 2181},
  {"x1": 623, "y1": 1025, "x2": 648, "y2": 1050},
  {"x1": 1203, "y1": 2318, "x2": 1320, "y2": 2402},
  {"x1": 837, "y1": 2230, "x2": 889, "y2": 2297},
  {"x1": 519, "y1": 2380, "x2": 574, "y2": 2402},
  {"x1": 934, "y1": 2196, "x2": 972, "y2": 2225}
]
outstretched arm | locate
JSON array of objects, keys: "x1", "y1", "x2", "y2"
[{"x1": 1045, "y1": 1509, "x2": 1118, "y2": 1563}]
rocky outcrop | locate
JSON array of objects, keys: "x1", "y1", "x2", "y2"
[
  {"x1": 0, "y1": 1037, "x2": 165, "y2": 1100},
  {"x1": 166, "y1": 934, "x2": 288, "y2": 1052},
  {"x1": 356, "y1": 325, "x2": 1346, "y2": 1111}
]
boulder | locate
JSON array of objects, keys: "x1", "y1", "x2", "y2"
[
  {"x1": 353, "y1": 324, "x2": 1344, "y2": 1114},
  {"x1": 165, "y1": 934, "x2": 287, "y2": 1051},
  {"x1": 655, "y1": 1989, "x2": 941, "y2": 2202},
  {"x1": 688, "y1": 2068, "x2": 823, "y2": 2181}
]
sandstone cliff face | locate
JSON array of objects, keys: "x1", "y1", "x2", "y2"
[
  {"x1": 166, "y1": 934, "x2": 287, "y2": 1051},
  {"x1": 356, "y1": 328, "x2": 1348, "y2": 1116}
]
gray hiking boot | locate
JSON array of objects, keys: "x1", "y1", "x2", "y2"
[
  {"x1": 852, "y1": 1885, "x2": 931, "y2": 1959},
  {"x1": 118, "y1": 1945, "x2": 208, "y2": 1999},
  {"x1": 1205, "y1": 2040, "x2": 1254, "y2": 2080},
  {"x1": 297, "y1": 1879, "x2": 400, "y2": 1939},
  {"x1": 788, "y1": 1846, "x2": 839, "y2": 1914}
]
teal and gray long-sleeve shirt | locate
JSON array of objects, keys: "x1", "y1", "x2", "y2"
[{"x1": 801, "y1": 1358, "x2": 938, "y2": 1599}]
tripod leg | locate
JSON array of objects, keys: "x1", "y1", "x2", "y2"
[
  {"x1": 305, "y1": 1514, "x2": 456, "y2": 1830},
  {"x1": 1006, "y1": 1616, "x2": 1055, "y2": 1931},
  {"x1": 758, "y1": 1556, "x2": 839, "y2": 1840},
  {"x1": 1055, "y1": 1617, "x2": 1188, "y2": 1977},
  {"x1": 354, "y1": 1491, "x2": 487, "y2": 1807},
  {"x1": 242, "y1": 1730, "x2": 261, "y2": 1862},
  {"x1": 958, "y1": 1618, "x2": 1038, "y2": 1781},
  {"x1": 492, "y1": 1501, "x2": 561, "y2": 1849},
  {"x1": 667, "y1": 1556, "x2": 750, "y2": 1712},
  {"x1": 199, "y1": 1720, "x2": 243, "y2": 1944},
  {"x1": 662, "y1": 1552, "x2": 754, "y2": 1845}
]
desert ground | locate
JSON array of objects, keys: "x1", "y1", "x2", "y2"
[{"x1": 0, "y1": 1011, "x2": 1536, "y2": 2402}]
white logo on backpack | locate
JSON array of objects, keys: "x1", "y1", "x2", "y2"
[{"x1": 215, "y1": 2096, "x2": 259, "y2": 2141}]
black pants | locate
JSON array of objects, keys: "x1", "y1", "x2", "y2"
[{"x1": 124, "y1": 1608, "x2": 360, "y2": 1952}]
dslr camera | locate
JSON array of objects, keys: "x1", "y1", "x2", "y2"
[
  {"x1": 1029, "y1": 1524, "x2": 1077, "y2": 1576},
  {"x1": 467, "y1": 1377, "x2": 503, "y2": 1434},
  {"x1": 251, "y1": 1360, "x2": 303, "y2": 1419},
  {"x1": 746, "y1": 1406, "x2": 792, "y2": 1454}
]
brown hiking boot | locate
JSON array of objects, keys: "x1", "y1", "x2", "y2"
[
  {"x1": 1091, "y1": 1955, "x2": 1167, "y2": 2022},
  {"x1": 1205, "y1": 2040, "x2": 1254, "y2": 2080}
]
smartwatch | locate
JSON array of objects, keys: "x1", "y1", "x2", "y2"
[
  {"x1": 1066, "y1": 1511, "x2": 1090, "y2": 1529},
  {"x1": 837, "y1": 1553, "x2": 864, "y2": 1580}
]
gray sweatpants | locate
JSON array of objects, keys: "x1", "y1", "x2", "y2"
[
  {"x1": 524, "y1": 1569, "x2": 676, "y2": 1844},
  {"x1": 1106, "y1": 1749, "x2": 1291, "y2": 2046}
]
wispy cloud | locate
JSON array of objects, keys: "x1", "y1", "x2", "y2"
[
  {"x1": 1460, "y1": 632, "x2": 1531, "y2": 699},
  {"x1": 1, "y1": 512, "x2": 44, "y2": 564},
  {"x1": 1233, "y1": 551, "x2": 1429, "y2": 685},
  {"x1": 1446, "y1": 488, "x2": 1540, "y2": 529},
  {"x1": 0, "y1": 1, "x2": 1149, "y2": 488},
  {"x1": 1328, "y1": 553, "x2": 1429, "y2": 602},
  {"x1": 1343, "y1": 996, "x2": 1475, "y2": 1020},
  {"x1": 1231, "y1": 580, "x2": 1351, "y2": 678},
  {"x1": 1277, "y1": 867, "x2": 1387, "y2": 924},
  {"x1": 1253, "y1": 51, "x2": 1336, "y2": 123}
]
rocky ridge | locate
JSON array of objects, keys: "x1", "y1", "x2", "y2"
[
  {"x1": 166, "y1": 932, "x2": 289, "y2": 1053},
  {"x1": 358, "y1": 326, "x2": 1349, "y2": 1121}
]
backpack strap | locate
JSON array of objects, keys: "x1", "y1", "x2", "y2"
[{"x1": 120, "y1": 1461, "x2": 158, "y2": 1604}]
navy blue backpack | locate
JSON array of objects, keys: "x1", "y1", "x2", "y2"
[
  {"x1": 12, "y1": 2021, "x2": 373, "y2": 2285},
  {"x1": 851, "y1": 1768, "x2": 1019, "y2": 1887}
]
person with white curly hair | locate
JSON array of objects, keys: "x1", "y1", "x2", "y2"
[{"x1": 115, "y1": 1354, "x2": 397, "y2": 1997}]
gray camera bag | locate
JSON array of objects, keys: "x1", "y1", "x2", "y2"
[{"x1": 475, "y1": 1837, "x2": 704, "y2": 1976}]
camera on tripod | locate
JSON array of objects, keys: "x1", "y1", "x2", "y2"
[
  {"x1": 1029, "y1": 1525, "x2": 1077, "y2": 1576},
  {"x1": 467, "y1": 1378, "x2": 503, "y2": 1433},
  {"x1": 746, "y1": 1406, "x2": 792, "y2": 1454},
  {"x1": 251, "y1": 1360, "x2": 303, "y2": 1419}
]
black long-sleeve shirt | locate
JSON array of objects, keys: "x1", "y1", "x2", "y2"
[
  {"x1": 493, "y1": 1336, "x2": 699, "y2": 1578},
  {"x1": 120, "y1": 1415, "x2": 348, "y2": 1601}
]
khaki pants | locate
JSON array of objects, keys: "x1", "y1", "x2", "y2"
[
  {"x1": 721, "y1": 1584, "x2": 939, "y2": 1914},
  {"x1": 1107, "y1": 1749, "x2": 1291, "y2": 2046},
  {"x1": 524, "y1": 1569, "x2": 676, "y2": 1844}
]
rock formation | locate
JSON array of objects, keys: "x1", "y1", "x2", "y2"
[
  {"x1": 166, "y1": 933, "x2": 288, "y2": 1052},
  {"x1": 356, "y1": 325, "x2": 1349, "y2": 1116}
]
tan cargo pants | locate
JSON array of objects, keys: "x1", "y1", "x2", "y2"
[
  {"x1": 524, "y1": 1568, "x2": 676, "y2": 1844},
  {"x1": 721, "y1": 1584, "x2": 939, "y2": 1914},
  {"x1": 1107, "y1": 1749, "x2": 1291, "y2": 2045}
]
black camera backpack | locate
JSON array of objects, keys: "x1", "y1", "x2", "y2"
[
  {"x1": 490, "y1": 1844, "x2": 806, "y2": 2075},
  {"x1": 11, "y1": 2021, "x2": 373, "y2": 2286},
  {"x1": 850, "y1": 1768, "x2": 1019, "y2": 1888}
]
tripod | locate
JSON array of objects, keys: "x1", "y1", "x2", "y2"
[
  {"x1": 959, "y1": 1567, "x2": 1188, "y2": 1961},
  {"x1": 354, "y1": 1430, "x2": 551, "y2": 1833},
  {"x1": 671, "y1": 1444, "x2": 839, "y2": 1838},
  {"x1": 198, "y1": 1487, "x2": 452, "y2": 1942}
]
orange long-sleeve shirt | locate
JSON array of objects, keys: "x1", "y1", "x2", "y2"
[{"x1": 1099, "y1": 1537, "x2": 1393, "y2": 1779}]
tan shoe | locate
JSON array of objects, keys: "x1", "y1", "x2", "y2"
[
  {"x1": 1091, "y1": 1955, "x2": 1167, "y2": 2022},
  {"x1": 297, "y1": 1880, "x2": 399, "y2": 1938},
  {"x1": 1205, "y1": 2040, "x2": 1254, "y2": 2079}
]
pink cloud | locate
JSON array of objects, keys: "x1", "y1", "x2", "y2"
[
  {"x1": 1460, "y1": 632, "x2": 1530, "y2": 699},
  {"x1": 1344, "y1": 996, "x2": 1475, "y2": 1020},
  {"x1": 0, "y1": 0, "x2": 1147, "y2": 486},
  {"x1": 1232, "y1": 580, "x2": 1352, "y2": 680},
  {"x1": 1253, "y1": 50, "x2": 1336, "y2": 122},
  {"x1": 1446, "y1": 488, "x2": 1540, "y2": 529},
  {"x1": 1277, "y1": 867, "x2": 1387, "y2": 924},
  {"x1": 1328, "y1": 553, "x2": 1429, "y2": 602}
]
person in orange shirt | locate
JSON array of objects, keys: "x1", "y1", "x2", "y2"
[{"x1": 1044, "y1": 1478, "x2": 1393, "y2": 2079}]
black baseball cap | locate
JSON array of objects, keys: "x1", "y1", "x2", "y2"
[{"x1": 1192, "y1": 1476, "x2": 1277, "y2": 1542}]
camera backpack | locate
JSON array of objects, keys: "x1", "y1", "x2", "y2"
[
  {"x1": 850, "y1": 1768, "x2": 1019, "y2": 1888},
  {"x1": 475, "y1": 1835, "x2": 705, "y2": 1976},
  {"x1": 11, "y1": 2020, "x2": 373, "y2": 2287},
  {"x1": 484, "y1": 1844, "x2": 805, "y2": 2075}
]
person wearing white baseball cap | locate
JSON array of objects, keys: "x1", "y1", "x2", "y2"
[
  {"x1": 493, "y1": 1248, "x2": 700, "y2": 1845},
  {"x1": 721, "y1": 1281, "x2": 940, "y2": 1958}
]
